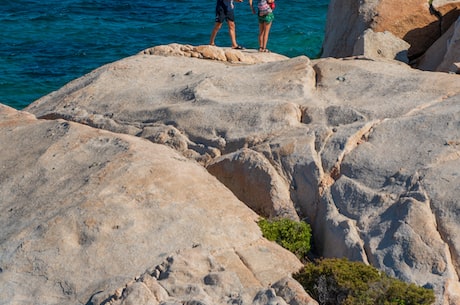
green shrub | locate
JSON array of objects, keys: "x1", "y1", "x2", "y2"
[
  {"x1": 258, "y1": 218, "x2": 311, "y2": 260},
  {"x1": 293, "y1": 258, "x2": 435, "y2": 305}
]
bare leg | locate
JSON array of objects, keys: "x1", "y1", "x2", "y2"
[
  {"x1": 258, "y1": 22, "x2": 264, "y2": 50},
  {"x1": 227, "y1": 20, "x2": 238, "y2": 48},
  {"x1": 210, "y1": 22, "x2": 223, "y2": 45},
  {"x1": 261, "y1": 22, "x2": 272, "y2": 50},
  {"x1": 259, "y1": 22, "x2": 272, "y2": 50}
]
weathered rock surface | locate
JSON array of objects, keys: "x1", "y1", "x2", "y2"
[
  {"x1": 352, "y1": 29, "x2": 411, "y2": 63},
  {"x1": 20, "y1": 45, "x2": 460, "y2": 304},
  {"x1": 141, "y1": 43, "x2": 289, "y2": 64},
  {"x1": 417, "y1": 16, "x2": 460, "y2": 73},
  {"x1": 88, "y1": 247, "x2": 318, "y2": 305},
  {"x1": 207, "y1": 148, "x2": 299, "y2": 220},
  {"x1": 26, "y1": 51, "x2": 315, "y2": 165},
  {"x1": 322, "y1": 0, "x2": 460, "y2": 61},
  {"x1": 0, "y1": 104, "x2": 304, "y2": 304}
]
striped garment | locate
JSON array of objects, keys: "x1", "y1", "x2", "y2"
[{"x1": 257, "y1": 0, "x2": 272, "y2": 16}]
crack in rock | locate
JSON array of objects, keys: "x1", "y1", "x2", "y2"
[{"x1": 318, "y1": 120, "x2": 381, "y2": 195}]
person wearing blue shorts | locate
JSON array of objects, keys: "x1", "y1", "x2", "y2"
[{"x1": 210, "y1": 0, "x2": 245, "y2": 49}]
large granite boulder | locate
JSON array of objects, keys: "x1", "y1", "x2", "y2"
[
  {"x1": 207, "y1": 148, "x2": 300, "y2": 220},
  {"x1": 322, "y1": 0, "x2": 460, "y2": 60},
  {"x1": 417, "y1": 16, "x2": 460, "y2": 72},
  {"x1": 352, "y1": 29, "x2": 411, "y2": 63},
  {"x1": 22, "y1": 46, "x2": 460, "y2": 304},
  {"x1": 0, "y1": 104, "x2": 304, "y2": 304},
  {"x1": 25, "y1": 50, "x2": 315, "y2": 165}
]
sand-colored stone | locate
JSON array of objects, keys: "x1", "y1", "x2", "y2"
[
  {"x1": 142, "y1": 43, "x2": 288, "y2": 64},
  {"x1": 0, "y1": 104, "x2": 303, "y2": 304},
  {"x1": 4, "y1": 42, "x2": 460, "y2": 304},
  {"x1": 322, "y1": 0, "x2": 460, "y2": 60},
  {"x1": 207, "y1": 148, "x2": 299, "y2": 220},
  {"x1": 352, "y1": 29, "x2": 411, "y2": 63}
]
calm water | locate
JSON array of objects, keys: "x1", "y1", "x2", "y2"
[{"x1": 1, "y1": 0, "x2": 329, "y2": 109}]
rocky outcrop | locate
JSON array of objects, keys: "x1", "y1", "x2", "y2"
[
  {"x1": 207, "y1": 148, "x2": 299, "y2": 220},
  {"x1": 322, "y1": 0, "x2": 460, "y2": 62},
  {"x1": 19, "y1": 46, "x2": 460, "y2": 304},
  {"x1": 141, "y1": 43, "x2": 288, "y2": 64},
  {"x1": 352, "y1": 29, "x2": 411, "y2": 63},
  {"x1": 25, "y1": 52, "x2": 315, "y2": 165},
  {"x1": 417, "y1": 16, "x2": 460, "y2": 72},
  {"x1": 0, "y1": 104, "x2": 304, "y2": 304},
  {"x1": 88, "y1": 247, "x2": 318, "y2": 305}
]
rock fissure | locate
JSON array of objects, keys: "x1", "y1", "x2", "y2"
[
  {"x1": 429, "y1": 1, "x2": 443, "y2": 37},
  {"x1": 423, "y1": 182, "x2": 460, "y2": 282},
  {"x1": 319, "y1": 120, "x2": 382, "y2": 195},
  {"x1": 234, "y1": 249, "x2": 264, "y2": 287},
  {"x1": 402, "y1": 92, "x2": 456, "y2": 117}
]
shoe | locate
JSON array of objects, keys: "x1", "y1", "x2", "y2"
[
  {"x1": 263, "y1": 48, "x2": 271, "y2": 53},
  {"x1": 232, "y1": 45, "x2": 245, "y2": 50},
  {"x1": 258, "y1": 47, "x2": 264, "y2": 52}
]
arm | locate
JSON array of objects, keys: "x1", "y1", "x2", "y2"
[{"x1": 249, "y1": 0, "x2": 255, "y2": 14}]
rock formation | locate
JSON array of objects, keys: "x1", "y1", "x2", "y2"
[
  {"x1": 7, "y1": 43, "x2": 457, "y2": 304},
  {"x1": 417, "y1": 16, "x2": 460, "y2": 73},
  {"x1": 352, "y1": 29, "x2": 411, "y2": 63},
  {"x1": 322, "y1": 0, "x2": 460, "y2": 66},
  {"x1": 2, "y1": 3, "x2": 460, "y2": 304},
  {"x1": 0, "y1": 104, "x2": 305, "y2": 304},
  {"x1": 141, "y1": 43, "x2": 288, "y2": 64}
]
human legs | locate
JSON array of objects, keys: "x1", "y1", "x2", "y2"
[
  {"x1": 210, "y1": 22, "x2": 223, "y2": 45},
  {"x1": 211, "y1": 3, "x2": 241, "y2": 48},
  {"x1": 262, "y1": 22, "x2": 272, "y2": 50},
  {"x1": 258, "y1": 22, "x2": 272, "y2": 51},
  {"x1": 258, "y1": 22, "x2": 264, "y2": 51},
  {"x1": 227, "y1": 20, "x2": 239, "y2": 48},
  {"x1": 257, "y1": 13, "x2": 274, "y2": 51}
]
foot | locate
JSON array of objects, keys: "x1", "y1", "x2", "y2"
[
  {"x1": 258, "y1": 47, "x2": 264, "y2": 52},
  {"x1": 232, "y1": 45, "x2": 245, "y2": 50}
]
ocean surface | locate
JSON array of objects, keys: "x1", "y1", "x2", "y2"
[{"x1": 1, "y1": 0, "x2": 329, "y2": 110}]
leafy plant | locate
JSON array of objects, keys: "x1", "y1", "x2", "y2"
[
  {"x1": 293, "y1": 258, "x2": 435, "y2": 305},
  {"x1": 258, "y1": 218, "x2": 311, "y2": 260}
]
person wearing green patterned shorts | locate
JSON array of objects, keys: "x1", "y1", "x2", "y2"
[{"x1": 249, "y1": 0, "x2": 275, "y2": 52}]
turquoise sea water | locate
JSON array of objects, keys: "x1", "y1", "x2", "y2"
[{"x1": 1, "y1": 0, "x2": 329, "y2": 110}]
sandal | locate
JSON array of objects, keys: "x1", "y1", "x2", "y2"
[
  {"x1": 232, "y1": 45, "x2": 245, "y2": 50},
  {"x1": 258, "y1": 47, "x2": 264, "y2": 52},
  {"x1": 263, "y1": 48, "x2": 271, "y2": 53}
]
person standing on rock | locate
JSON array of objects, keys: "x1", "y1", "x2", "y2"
[
  {"x1": 210, "y1": 0, "x2": 245, "y2": 49},
  {"x1": 249, "y1": 0, "x2": 275, "y2": 52}
]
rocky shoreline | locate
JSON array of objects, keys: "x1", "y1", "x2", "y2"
[{"x1": 1, "y1": 0, "x2": 460, "y2": 304}]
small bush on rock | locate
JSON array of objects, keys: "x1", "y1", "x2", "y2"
[
  {"x1": 258, "y1": 218, "x2": 311, "y2": 260},
  {"x1": 293, "y1": 258, "x2": 435, "y2": 305}
]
